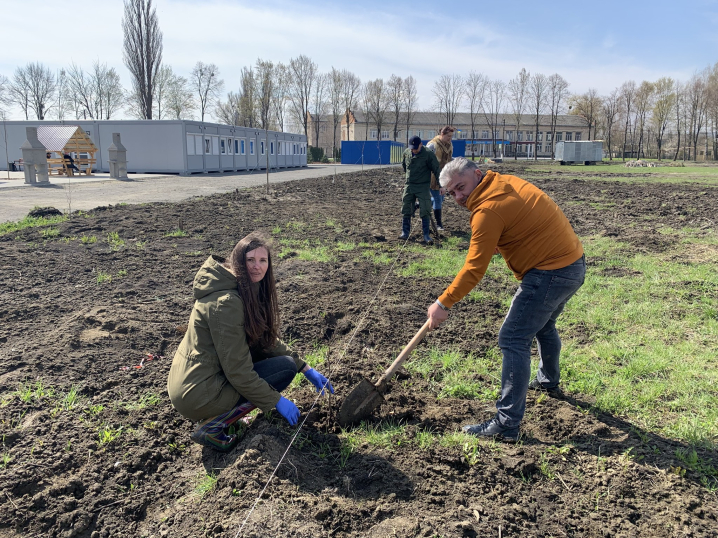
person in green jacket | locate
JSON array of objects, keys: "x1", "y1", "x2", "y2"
[
  {"x1": 167, "y1": 233, "x2": 334, "y2": 451},
  {"x1": 401, "y1": 135, "x2": 442, "y2": 244}
]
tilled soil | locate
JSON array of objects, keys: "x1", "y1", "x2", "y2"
[{"x1": 1, "y1": 164, "x2": 717, "y2": 538}]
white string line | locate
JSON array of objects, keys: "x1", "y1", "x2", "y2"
[{"x1": 234, "y1": 217, "x2": 421, "y2": 537}]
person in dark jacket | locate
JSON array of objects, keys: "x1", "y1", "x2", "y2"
[
  {"x1": 400, "y1": 135, "x2": 442, "y2": 243},
  {"x1": 167, "y1": 233, "x2": 334, "y2": 451}
]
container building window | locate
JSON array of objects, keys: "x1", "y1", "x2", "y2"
[
  {"x1": 220, "y1": 138, "x2": 226, "y2": 154},
  {"x1": 260, "y1": 140, "x2": 265, "y2": 155},
  {"x1": 250, "y1": 139, "x2": 255, "y2": 155},
  {"x1": 204, "y1": 137, "x2": 211, "y2": 154},
  {"x1": 234, "y1": 139, "x2": 239, "y2": 153}
]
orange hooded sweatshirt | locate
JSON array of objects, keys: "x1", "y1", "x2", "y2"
[{"x1": 438, "y1": 170, "x2": 583, "y2": 308}]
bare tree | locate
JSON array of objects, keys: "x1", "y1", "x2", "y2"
[
  {"x1": 651, "y1": 77, "x2": 675, "y2": 161},
  {"x1": 528, "y1": 74, "x2": 549, "y2": 160},
  {"x1": 11, "y1": 63, "x2": 56, "y2": 120},
  {"x1": 685, "y1": 70, "x2": 709, "y2": 160},
  {"x1": 672, "y1": 81, "x2": 685, "y2": 161},
  {"x1": 481, "y1": 78, "x2": 505, "y2": 158},
  {"x1": 310, "y1": 73, "x2": 329, "y2": 148},
  {"x1": 708, "y1": 63, "x2": 718, "y2": 162},
  {"x1": 619, "y1": 81, "x2": 637, "y2": 160},
  {"x1": 633, "y1": 81, "x2": 655, "y2": 158},
  {"x1": 364, "y1": 78, "x2": 390, "y2": 144},
  {"x1": 287, "y1": 55, "x2": 318, "y2": 138},
  {"x1": 569, "y1": 88, "x2": 601, "y2": 141},
  {"x1": 433, "y1": 74, "x2": 464, "y2": 126},
  {"x1": 122, "y1": 0, "x2": 162, "y2": 119},
  {"x1": 239, "y1": 67, "x2": 257, "y2": 127},
  {"x1": 255, "y1": 59, "x2": 275, "y2": 130},
  {"x1": 464, "y1": 71, "x2": 488, "y2": 159},
  {"x1": 340, "y1": 70, "x2": 361, "y2": 142},
  {"x1": 508, "y1": 68, "x2": 530, "y2": 160},
  {"x1": 601, "y1": 87, "x2": 621, "y2": 160},
  {"x1": 402, "y1": 75, "x2": 418, "y2": 144},
  {"x1": 0, "y1": 74, "x2": 10, "y2": 112},
  {"x1": 328, "y1": 68, "x2": 343, "y2": 158},
  {"x1": 165, "y1": 74, "x2": 194, "y2": 120},
  {"x1": 386, "y1": 75, "x2": 403, "y2": 141},
  {"x1": 547, "y1": 73, "x2": 569, "y2": 159},
  {"x1": 152, "y1": 65, "x2": 174, "y2": 119},
  {"x1": 191, "y1": 62, "x2": 223, "y2": 122},
  {"x1": 271, "y1": 63, "x2": 289, "y2": 132},
  {"x1": 215, "y1": 91, "x2": 241, "y2": 125}
]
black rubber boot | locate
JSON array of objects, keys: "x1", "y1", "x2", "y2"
[
  {"x1": 398, "y1": 216, "x2": 411, "y2": 240},
  {"x1": 434, "y1": 209, "x2": 443, "y2": 231},
  {"x1": 421, "y1": 217, "x2": 433, "y2": 244}
]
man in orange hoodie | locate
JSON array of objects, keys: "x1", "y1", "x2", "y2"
[{"x1": 427, "y1": 158, "x2": 585, "y2": 442}]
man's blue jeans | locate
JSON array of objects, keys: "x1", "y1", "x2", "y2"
[{"x1": 496, "y1": 255, "x2": 586, "y2": 427}]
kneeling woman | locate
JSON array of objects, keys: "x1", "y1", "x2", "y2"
[{"x1": 168, "y1": 233, "x2": 333, "y2": 451}]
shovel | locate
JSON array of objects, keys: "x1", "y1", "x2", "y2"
[{"x1": 337, "y1": 319, "x2": 431, "y2": 427}]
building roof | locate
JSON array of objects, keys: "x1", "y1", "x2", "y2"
[{"x1": 37, "y1": 125, "x2": 97, "y2": 152}]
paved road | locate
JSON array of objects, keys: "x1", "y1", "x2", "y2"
[{"x1": 0, "y1": 164, "x2": 393, "y2": 223}]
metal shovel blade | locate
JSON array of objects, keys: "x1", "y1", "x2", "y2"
[{"x1": 337, "y1": 378, "x2": 385, "y2": 427}]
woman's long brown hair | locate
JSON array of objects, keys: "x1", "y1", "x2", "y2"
[{"x1": 225, "y1": 233, "x2": 279, "y2": 351}]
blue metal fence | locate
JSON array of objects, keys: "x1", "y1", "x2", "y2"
[{"x1": 341, "y1": 141, "x2": 405, "y2": 165}]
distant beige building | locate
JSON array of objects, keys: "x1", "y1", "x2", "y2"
[{"x1": 308, "y1": 110, "x2": 590, "y2": 158}]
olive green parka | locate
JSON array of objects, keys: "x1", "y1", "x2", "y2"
[{"x1": 167, "y1": 256, "x2": 304, "y2": 421}]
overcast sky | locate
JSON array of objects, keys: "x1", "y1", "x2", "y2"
[{"x1": 1, "y1": 0, "x2": 717, "y2": 120}]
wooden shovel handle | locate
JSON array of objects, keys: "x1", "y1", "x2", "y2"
[{"x1": 376, "y1": 319, "x2": 432, "y2": 388}]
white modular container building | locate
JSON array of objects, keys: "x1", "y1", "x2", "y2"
[
  {"x1": 554, "y1": 141, "x2": 603, "y2": 165},
  {"x1": 0, "y1": 120, "x2": 307, "y2": 174}
]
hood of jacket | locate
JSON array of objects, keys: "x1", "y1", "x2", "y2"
[
  {"x1": 193, "y1": 255, "x2": 238, "y2": 300},
  {"x1": 466, "y1": 170, "x2": 513, "y2": 211}
]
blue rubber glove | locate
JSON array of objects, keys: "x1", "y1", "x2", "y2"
[
  {"x1": 303, "y1": 368, "x2": 335, "y2": 395},
  {"x1": 276, "y1": 396, "x2": 300, "y2": 426}
]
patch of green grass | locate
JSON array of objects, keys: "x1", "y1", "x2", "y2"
[
  {"x1": 405, "y1": 347, "x2": 502, "y2": 402},
  {"x1": 125, "y1": 393, "x2": 161, "y2": 411},
  {"x1": 96, "y1": 271, "x2": 112, "y2": 284},
  {"x1": 80, "y1": 234, "x2": 97, "y2": 244},
  {"x1": 40, "y1": 227, "x2": 60, "y2": 238},
  {"x1": 194, "y1": 473, "x2": 218, "y2": 498},
  {"x1": 135, "y1": 240, "x2": 147, "y2": 250},
  {"x1": 14, "y1": 381, "x2": 54, "y2": 404},
  {"x1": 414, "y1": 427, "x2": 436, "y2": 450},
  {"x1": 288, "y1": 345, "x2": 329, "y2": 391},
  {"x1": 358, "y1": 419, "x2": 407, "y2": 449},
  {"x1": 107, "y1": 231, "x2": 125, "y2": 251},
  {"x1": 361, "y1": 250, "x2": 392, "y2": 265},
  {"x1": 0, "y1": 214, "x2": 68, "y2": 236},
  {"x1": 84, "y1": 404, "x2": 104, "y2": 417},
  {"x1": 559, "y1": 235, "x2": 718, "y2": 447},
  {"x1": 271, "y1": 225, "x2": 282, "y2": 235},
  {"x1": 285, "y1": 221, "x2": 306, "y2": 231},
  {"x1": 526, "y1": 162, "x2": 718, "y2": 186},
  {"x1": 336, "y1": 241, "x2": 355, "y2": 252},
  {"x1": 98, "y1": 424, "x2": 123, "y2": 445},
  {"x1": 1, "y1": 452, "x2": 12, "y2": 469},
  {"x1": 117, "y1": 269, "x2": 128, "y2": 278},
  {"x1": 63, "y1": 385, "x2": 81, "y2": 410},
  {"x1": 165, "y1": 229, "x2": 188, "y2": 237}
]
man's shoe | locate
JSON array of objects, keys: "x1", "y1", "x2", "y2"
[
  {"x1": 398, "y1": 232, "x2": 409, "y2": 240},
  {"x1": 528, "y1": 378, "x2": 563, "y2": 398},
  {"x1": 462, "y1": 418, "x2": 519, "y2": 442}
]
